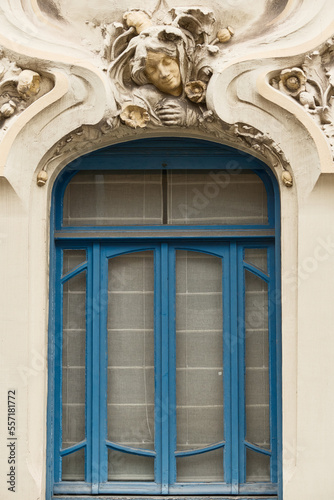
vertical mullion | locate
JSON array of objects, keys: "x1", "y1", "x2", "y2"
[
  {"x1": 91, "y1": 243, "x2": 101, "y2": 493},
  {"x1": 85, "y1": 245, "x2": 93, "y2": 484},
  {"x1": 230, "y1": 242, "x2": 240, "y2": 493},
  {"x1": 99, "y1": 246, "x2": 108, "y2": 484},
  {"x1": 168, "y1": 245, "x2": 176, "y2": 487},
  {"x1": 223, "y1": 244, "x2": 232, "y2": 486},
  {"x1": 160, "y1": 243, "x2": 169, "y2": 493},
  {"x1": 54, "y1": 245, "x2": 63, "y2": 483},
  {"x1": 238, "y1": 245, "x2": 246, "y2": 485},
  {"x1": 154, "y1": 245, "x2": 162, "y2": 488}
]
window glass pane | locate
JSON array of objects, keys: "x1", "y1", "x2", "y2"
[
  {"x1": 62, "y1": 272, "x2": 86, "y2": 450},
  {"x1": 168, "y1": 170, "x2": 268, "y2": 225},
  {"x1": 245, "y1": 271, "x2": 270, "y2": 449},
  {"x1": 177, "y1": 448, "x2": 224, "y2": 482},
  {"x1": 176, "y1": 251, "x2": 224, "y2": 469},
  {"x1": 244, "y1": 248, "x2": 267, "y2": 273},
  {"x1": 108, "y1": 449, "x2": 154, "y2": 481},
  {"x1": 62, "y1": 249, "x2": 86, "y2": 275},
  {"x1": 246, "y1": 449, "x2": 270, "y2": 482},
  {"x1": 107, "y1": 252, "x2": 155, "y2": 451},
  {"x1": 63, "y1": 171, "x2": 163, "y2": 226},
  {"x1": 62, "y1": 449, "x2": 85, "y2": 481}
]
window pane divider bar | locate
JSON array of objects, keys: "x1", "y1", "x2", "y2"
[
  {"x1": 243, "y1": 262, "x2": 270, "y2": 281},
  {"x1": 60, "y1": 440, "x2": 86, "y2": 456},
  {"x1": 160, "y1": 243, "x2": 170, "y2": 493},
  {"x1": 175, "y1": 441, "x2": 225, "y2": 457},
  {"x1": 61, "y1": 262, "x2": 88, "y2": 283},
  {"x1": 105, "y1": 440, "x2": 156, "y2": 457},
  {"x1": 244, "y1": 441, "x2": 272, "y2": 456},
  {"x1": 230, "y1": 242, "x2": 240, "y2": 493},
  {"x1": 91, "y1": 243, "x2": 100, "y2": 493}
]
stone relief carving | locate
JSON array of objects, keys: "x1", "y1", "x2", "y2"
[
  {"x1": 0, "y1": 53, "x2": 52, "y2": 136},
  {"x1": 232, "y1": 123, "x2": 293, "y2": 187},
  {"x1": 101, "y1": 2, "x2": 233, "y2": 130},
  {"x1": 271, "y1": 37, "x2": 334, "y2": 157}
]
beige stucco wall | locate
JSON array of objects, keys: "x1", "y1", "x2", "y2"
[{"x1": 1, "y1": 1, "x2": 334, "y2": 499}]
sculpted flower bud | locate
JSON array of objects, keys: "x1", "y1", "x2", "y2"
[
  {"x1": 279, "y1": 68, "x2": 306, "y2": 97},
  {"x1": 17, "y1": 70, "x2": 41, "y2": 97},
  {"x1": 0, "y1": 100, "x2": 16, "y2": 118},
  {"x1": 185, "y1": 80, "x2": 207, "y2": 103},
  {"x1": 123, "y1": 10, "x2": 152, "y2": 34},
  {"x1": 216, "y1": 26, "x2": 234, "y2": 43},
  {"x1": 282, "y1": 170, "x2": 293, "y2": 187},
  {"x1": 120, "y1": 104, "x2": 150, "y2": 128},
  {"x1": 37, "y1": 170, "x2": 48, "y2": 186}
]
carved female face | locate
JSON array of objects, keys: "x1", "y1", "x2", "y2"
[{"x1": 145, "y1": 51, "x2": 182, "y2": 96}]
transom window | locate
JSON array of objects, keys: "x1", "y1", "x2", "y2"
[{"x1": 48, "y1": 139, "x2": 281, "y2": 500}]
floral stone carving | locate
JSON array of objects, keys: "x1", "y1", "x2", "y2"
[
  {"x1": 101, "y1": 1, "x2": 234, "y2": 130},
  {"x1": 271, "y1": 37, "x2": 334, "y2": 157},
  {"x1": 0, "y1": 53, "x2": 51, "y2": 135}
]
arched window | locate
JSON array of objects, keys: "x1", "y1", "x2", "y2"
[{"x1": 47, "y1": 138, "x2": 281, "y2": 499}]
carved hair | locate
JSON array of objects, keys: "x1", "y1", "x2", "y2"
[{"x1": 108, "y1": 25, "x2": 191, "y2": 96}]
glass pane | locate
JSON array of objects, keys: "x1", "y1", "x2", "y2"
[
  {"x1": 177, "y1": 448, "x2": 224, "y2": 482},
  {"x1": 244, "y1": 248, "x2": 267, "y2": 273},
  {"x1": 62, "y1": 272, "x2": 86, "y2": 450},
  {"x1": 108, "y1": 449, "x2": 154, "y2": 481},
  {"x1": 176, "y1": 251, "x2": 224, "y2": 468},
  {"x1": 62, "y1": 449, "x2": 85, "y2": 481},
  {"x1": 168, "y1": 170, "x2": 268, "y2": 225},
  {"x1": 246, "y1": 449, "x2": 270, "y2": 482},
  {"x1": 107, "y1": 251, "x2": 155, "y2": 452},
  {"x1": 63, "y1": 249, "x2": 86, "y2": 275},
  {"x1": 63, "y1": 171, "x2": 162, "y2": 226},
  {"x1": 245, "y1": 271, "x2": 270, "y2": 449}
]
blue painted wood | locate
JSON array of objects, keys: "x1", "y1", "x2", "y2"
[
  {"x1": 168, "y1": 245, "x2": 176, "y2": 488},
  {"x1": 85, "y1": 245, "x2": 93, "y2": 485},
  {"x1": 48, "y1": 137, "x2": 282, "y2": 499},
  {"x1": 229, "y1": 242, "x2": 240, "y2": 494},
  {"x1": 60, "y1": 440, "x2": 86, "y2": 456},
  {"x1": 98, "y1": 244, "x2": 108, "y2": 485},
  {"x1": 223, "y1": 244, "x2": 232, "y2": 485},
  {"x1": 244, "y1": 441, "x2": 272, "y2": 456},
  {"x1": 237, "y1": 244, "x2": 246, "y2": 487},
  {"x1": 243, "y1": 262, "x2": 270, "y2": 281},
  {"x1": 160, "y1": 243, "x2": 169, "y2": 494},
  {"x1": 91, "y1": 244, "x2": 101, "y2": 493},
  {"x1": 106, "y1": 441, "x2": 156, "y2": 457},
  {"x1": 61, "y1": 261, "x2": 88, "y2": 283},
  {"x1": 175, "y1": 441, "x2": 225, "y2": 457},
  {"x1": 154, "y1": 244, "x2": 162, "y2": 489},
  {"x1": 54, "y1": 245, "x2": 63, "y2": 483}
]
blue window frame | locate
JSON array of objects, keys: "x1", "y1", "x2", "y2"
[{"x1": 47, "y1": 138, "x2": 282, "y2": 500}]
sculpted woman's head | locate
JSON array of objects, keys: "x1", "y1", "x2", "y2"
[{"x1": 129, "y1": 26, "x2": 188, "y2": 96}]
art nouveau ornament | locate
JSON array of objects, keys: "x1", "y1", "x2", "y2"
[
  {"x1": 271, "y1": 36, "x2": 334, "y2": 158},
  {"x1": 0, "y1": 55, "x2": 47, "y2": 135},
  {"x1": 104, "y1": 2, "x2": 233, "y2": 129}
]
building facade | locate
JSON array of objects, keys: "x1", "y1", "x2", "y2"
[{"x1": 0, "y1": 1, "x2": 334, "y2": 499}]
